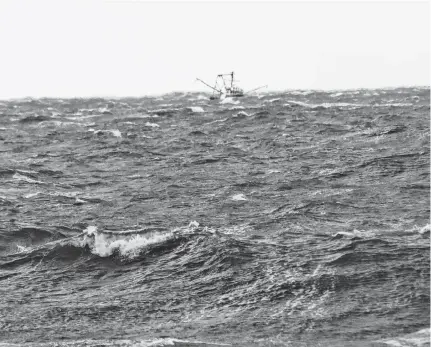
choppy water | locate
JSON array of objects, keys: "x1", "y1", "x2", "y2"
[{"x1": 0, "y1": 87, "x2": 429, "y2": 347}]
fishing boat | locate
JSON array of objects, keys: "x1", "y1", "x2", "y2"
[{"x1": 196, "y1": 72, "x2": 266, "y2": 100}]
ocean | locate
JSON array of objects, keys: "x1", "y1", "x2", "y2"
[{"x1": 0, "y1": 87, "x2": 429, "y2": 347}]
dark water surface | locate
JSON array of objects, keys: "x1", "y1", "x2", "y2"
[{"x1": 0, "y1": 88, "x2": 429, "y2": 347}]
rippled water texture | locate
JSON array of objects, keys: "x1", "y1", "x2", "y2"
[{"x1": 0, "y1": 87, "x2": 429, "y2": 347}]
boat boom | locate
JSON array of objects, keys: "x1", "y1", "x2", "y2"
[
  {"x1": 245, "y1": 85, "x2": 268, "y2": 94},
  {"x1": 196, "y1": 78, "x2": 223, "y2": 93}
]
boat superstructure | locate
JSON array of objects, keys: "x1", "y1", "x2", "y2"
[{"x1": 196, "y1": 72, "x2": 266, "y2": 100}]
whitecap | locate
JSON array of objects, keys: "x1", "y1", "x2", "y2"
[
  {"x1": 188, "y1": 220, "x2": 199, "y2": 228},
  {"x1": 231, "y1": 193, "x2": 247, "y2": 201},
  {"x1": 331, "y1": 229, "x2": 375, "y2": 239},
  {"x1": 284, "y1": 100, "x2": 363, "y2": 109},
  {"x1": 88, "y1": 129, "x2": 122, "y2": 137},
  {"x1": 329, "y1": 92, "x2": 344, "y2": 97},
  {"x1": 74, "y1": 197, "x2": 86, "y2": 204},
  {"x1": 220, "y1": 97, "x2": 240, "y2": 105},
  {"x1": 188, "y1": 106, "x2": 204, "y2": 113},
  {"x1": 206, "y1": 118, "x2": 227, "y2": 125},
  {"x1": 288, "y1": 90, "x2": 313, "y2": 96},
  {"x1": 144, "y1": 122, "x2": 159, "y2": 128},
  {"x1": 24, "y1": 191, "x2": 42, "y2": 199},
  {"x1": 378, "y1": 328, "x2": 430, "y2": 347},
  {"x1": 233, "y1": 111, "x2": 250, "y2": 118},
  {"x1": 81, "y1": 225, "x2": 174, "y2": 258},
  {"x1": 16, "y1": 169, "x2": 38, "y2": 175},
  {"x1": 65, "y1": 114, "x2": 100, "y2": 121},
  {"x1": 218, "y1": 224, "x2": 251, "y2": 235},
  {"x1": 37, "y1": 121, "x2": 82, "y2": 128},
  {"x1": 188, "y1": 95, "x2": 209, "y2": 101},
  {"x1": 16, "y1": 244, "x2": 31, "y2": 253},
  {"x1": 13, "y1": 173, "x2": 44, "y2": 184},
  {"x1": 406, "y1": 224, "x2": 431, "y2": 236},
  {"x1": 84, "y1": 225, "x2": 98, "y2": 236},
  {"x1": 374, "y1": 103, "x2": 412, "y2": 107},
  {"x1": 110, "y1": 129, "x2": 122, "y2": 138},
  {"x1": 97, "y1": 107, "x2": 111, "y2": 114},
  {"x1": 418, "y1": 224, "x2": 430, "y2": 235},
  {"x1": 50, "y1": 191, "x2": 80, "y2": 198},
  {"x1": 147, "y1": 338, "x2": 231, "y2": 347}
]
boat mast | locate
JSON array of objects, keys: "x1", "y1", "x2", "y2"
[{"x1": 231, "y1": 72, "x2": 234, "y2": 90}]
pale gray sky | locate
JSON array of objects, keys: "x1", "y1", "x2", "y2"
[{"x1": 0, "y1": 1, "x2": 429, "y2": 98}]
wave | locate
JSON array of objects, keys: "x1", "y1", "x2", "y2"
[
  {"x1": 18, "y1": 115, "x2": 52, "y2": 123},
  {"x1": 0, "y1": 221, "x2": 210, "y2": 268},
  {"x1": 284, "y1": 100, "x2": 364, "y2": 110},
  {"x1": 121, "y1": 114, "x2": 159, "y2": 121},
  {"x1": 23, "y1": 190, "x2": 92, "y2": 206},
  {"x1": 88, "y1": 128, "x2": 122, "y2": 137},
  {"x1": 220, "y1": 97, "x2": 240, "y2": 105},
  {"x1": 148, "y1": 107, "x2": 182, "y2": 115},
  {"x1": 363, "y1": 125, "x2": 407, "y2": 137},
  {"x1": 0, "y1": 223, "x2": 73, "y2": 256},
  {"x1": 36, "y1": 120, "x2": 87, "y2": 128},
  {"x1": 144, "y1": 122, "x2": 160, "y2": 128},
  {"x1": 0, "y1": 337, "x2": 232, "y2": 346},
  {"x1": 263, "y1": 98, "x2": 281, "y2": 104},
  {"x1": 188, "y1": 94, "x2": 209, "y2": 101},
  {"x1": 417, "y1": 224, "x2": 430, "y2": 236},
  {"x1": 12, "y1": 172, "x2": 45, "y2": 184},
  {"x1": 231, "y1": 193, "x2": 247, "y2": 201},
  {"x1": 281, "y1": 100, "x2": 415, "y2": 110},
  {"x1": 78, "y1": 225, "x2": 177, "y2": 257},
  {"x1": 187, "y1": 106, "x2": 204, "y2": 113},
  {"x1": 0, "y1": 241, "x2": 86, "y2": 269},
  {"x1": 228, "y1": 105, "x2": 245, "y2": 110},
  {"x1": 233, "y1": 111, "x2": 250, "y2": 118},
  {"x1": 64, "y1": 114, "x2": 101, "y2": 121},
  {"x1": 0, "y1": 221, "x2": 260, "y2": 266},
  {"x1": 374, "y1": 102, "x2": 413, "y2": 107},
  {"x1": 377, "y1": 328, "x2": 430, "y2": 347}
]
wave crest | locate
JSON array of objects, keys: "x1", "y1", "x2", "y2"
[{"x1": 79, "y1": 222, "x2": 203, "y2": 258}]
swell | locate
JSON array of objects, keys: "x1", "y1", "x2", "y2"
[
  {"x1": 0, "y1": 224, "x2": 198, "y2": 268},
  {"x1": 0, "y1": 243, "x2": 88, "y2": 270},
  {"x1": 0, "y1": 225, "x2": 67, "y2": 255}
]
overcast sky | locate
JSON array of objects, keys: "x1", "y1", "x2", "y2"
[{"x1": 0, "y1": 1, "x2": 429, "y2": 98}]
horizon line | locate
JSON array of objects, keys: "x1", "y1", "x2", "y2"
[{"x1": 0, "y1": 85, "x2": 429, "y2": 101}]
